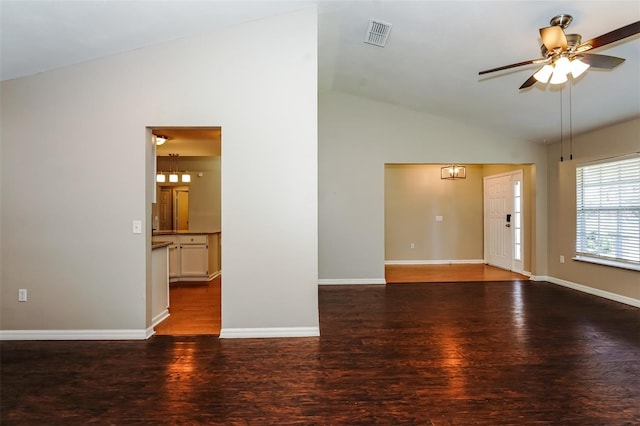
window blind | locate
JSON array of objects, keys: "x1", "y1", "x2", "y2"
[{"x1": 576, "y1": 156, "x2": 640, "y2": 266}]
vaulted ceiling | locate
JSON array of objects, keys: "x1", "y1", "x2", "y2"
[{"x1": 2, "y1": 1, "x2": 638, "y2": 144}]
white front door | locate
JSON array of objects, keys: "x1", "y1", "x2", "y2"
[
  {"x1": 484, "y1": 173, "x2": 513, "y2": 270},
  {"x1": 483, "y1": 171, "x2": 524, "y2": 272}
]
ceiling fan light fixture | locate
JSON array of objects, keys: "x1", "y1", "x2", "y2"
[
  {"x1": 533, "y1": 64, "x2": 554, "y2": 83},
  {"x1": 570, "y1": 58, "x2": 590, "y2": 78},
  {"x1": 550, "y1": 69, "x2": 568, "y2": 84},
  {"x1": 554, "y1": 56, "x2": 571, "y2": 76}
]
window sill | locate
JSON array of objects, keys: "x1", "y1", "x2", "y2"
[{"x1": 573, "y1": 256, "x2": 640, "y2": 272}]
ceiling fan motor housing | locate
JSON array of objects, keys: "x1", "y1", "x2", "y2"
[
  {"x1": 541, "y1": 33, "x2": 582, "y2": 57},
  {"x1": 550, "y1": 14, "x2": 573, "y2": 29}
]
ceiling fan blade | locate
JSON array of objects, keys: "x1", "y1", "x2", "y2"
[
  {"x1": 540, "y1": 26, "x2": 568, "y2": 50},
  {"x1": 479, "y1": 58, "x2": 545, "y2": 75},
  {"x1": 577, "y1": 20, "x2": 640, "y2": 52},
  {"x1": 579, "y1": 53, "x2": 626, "y2": 68},
  {"x1": 519, "y1": 73, "x2": 538, "y2": 90}
]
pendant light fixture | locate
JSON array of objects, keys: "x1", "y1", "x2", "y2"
[
  {"x1": 440, "y1": 164, "x2": 466, "y2": 179},
  {"x1": 156, "y1": 153, "x2": 191, "y2": 183}
]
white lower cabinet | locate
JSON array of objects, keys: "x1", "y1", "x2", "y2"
[
  {"x1": 179, "y1": 243, "x2": 209, "y2": 277},
  {"x1": 153, "y1": 233, "x2": 219, "y2": 282},
  {"x1": 168, "y1": 243, "x2": 179, "y2": 279}
]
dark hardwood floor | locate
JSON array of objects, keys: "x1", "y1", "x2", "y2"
[{"x1": 2, "y1": 281, "x2": 639, "y2": 424}]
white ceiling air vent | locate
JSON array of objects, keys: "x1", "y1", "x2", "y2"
[{"x1": 365, "y1": 19, "x2": 392, "y2": 47}]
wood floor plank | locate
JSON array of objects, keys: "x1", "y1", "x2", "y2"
[
  {"x1": 386, "y1": 263, "x2": 530, "y2": 283},
  {"x1": 2, "y1": 281, "x2": 638, "y2": 424}
]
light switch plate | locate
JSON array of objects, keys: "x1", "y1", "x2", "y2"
[
  {"x1": 435, "y1": 216, "x2": 443, "y2": 222},
  {"x1": 133, "y1": 220, "x2": 142, "y2": 234}
]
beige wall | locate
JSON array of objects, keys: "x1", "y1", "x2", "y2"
[
  {"x1": 1, "y1": 8, "x2": 318, "y2": 336},
  {"x1": 546, "y1": 118, "x2": 640, "y2": 301},
  {"x1": 385, "y1": 164, "x2": 484, "y2": 261},
  {"x1": 155, "y1": 156, "x2": 221, "y2": 232}
]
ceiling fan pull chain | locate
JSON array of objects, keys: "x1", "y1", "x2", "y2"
[
  {"x1": 560, "y1": 86, "x2": 563, "y2": 162},
  {"x1": 569, "y1": 81, "x2": 573, "y2": 160}
]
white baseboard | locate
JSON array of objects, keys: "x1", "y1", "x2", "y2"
[
  {"x1": 532, "y1": 275, "x2": 640, "y2": 308},
  {"x1": 219, "y1": 326, "x2": 320, "y2": 339},
  {"x1": 144, "y1": 309, "x2": 171, "y2": 339},
  {"x1": 385, "y1": 259, "x2": 485, "y2": 265},
  {"x1": 0, "y1": 329, "x2": 149, "y2": 341},
  {"x1": 169, "y1": 271, "x2": 220, "y2": 283},
  {"x1": 318, "y1": 278, "x2": 386, "y2": 285}
]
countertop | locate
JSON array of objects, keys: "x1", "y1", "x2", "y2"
[
  {"x1": 152, "y1": 241, "x2": 171, "y2": 250},
  {"x1": 152, "y1": 230, "x2": 221, "y2": 236}
]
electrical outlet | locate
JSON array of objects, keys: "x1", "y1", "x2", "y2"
[
  {"x1": 410, "y1": 243, "x2": 415, "y2": 249},
  {"x1": 560, "y1": 255, "x2": 565, "y2": 263},
  {"x1": 18, "y1": 289, "x2": 27, "y2": 302}
]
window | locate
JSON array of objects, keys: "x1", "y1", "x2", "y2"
[
  {"x1": 576, "y1": 155, "x2": 640, "y2": 270},
  {"x1": 513, "y1": 180, "x2": 522, "y2": 262}
]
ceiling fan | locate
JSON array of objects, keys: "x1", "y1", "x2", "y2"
[{"x1": 479, "y1": 15, "x2": 640, "y2": 89}]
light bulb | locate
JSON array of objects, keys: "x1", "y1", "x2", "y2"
[
  {"x1": 570, "y1": 58, "x2": 590, "y2": 78},
  {"x1": 550, "y1": 68, "x2": 568, "y2": 84},
  {"x1": 533, "y1": 65, "x2": 553, "y2": 83},
  {"x1": 554, "y1": 56, "x2": 571, "y2": 76}
]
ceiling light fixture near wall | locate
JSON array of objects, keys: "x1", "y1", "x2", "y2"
[
  {"x1": 441, "y1": 165, "x2": 466, "y2": 180},
  {"x1": 154, "y1": 135, "x2": 168, "y2": 146},
  {"x1": 364, "y1": 19, "x2": 392, "y2": 47}
]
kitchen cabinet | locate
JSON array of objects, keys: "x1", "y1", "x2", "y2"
[
  {"x1": 152, "y1": 232, "x2": 220, "y2": 282},
  {"x1": 179, "y1": 236, "x2": 209, "y2": 277},
  {"x1": 168, "y1": 243, "x2": 179, "y2": 279}
]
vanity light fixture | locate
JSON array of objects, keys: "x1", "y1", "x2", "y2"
[{"x1": 441, "y1": 164, "x2": 466, "y2": 180}]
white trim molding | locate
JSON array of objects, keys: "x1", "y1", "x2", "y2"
[
  {"x1": 147, "y1": 309, "x2": 171, "y2": 339},
  {"x1": 0, "y1": 329, "x2": 149, "y2": 341},
  {"x1": 385, "y1": 259, "x2": 485, "y2": 265},
  {"x1": 531, "y1": 275, "x2": 640, "y2": 308},
  {"x1": 219, "y1": 327, "x2": 320, "y2": 339},
  {"x1": 151, "y1": 309, "x2": 170, "y2": 329},
  {"x1": 318, "y1": 278, "x2": 386, "y2": 285}
]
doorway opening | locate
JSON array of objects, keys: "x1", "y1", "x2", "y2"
[
  {"x1": 150, "y1": 127, "x2": 222, "y2": 336},
  {"x1": 384, "y1": 164, "x2": 533, "y2": 282}
]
